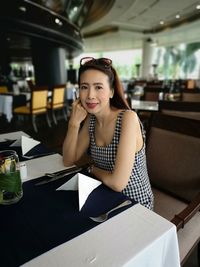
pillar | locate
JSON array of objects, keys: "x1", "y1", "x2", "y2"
[
  {"x1": 0, "y1": 35, "x2": 11, "y2": 76},
  {"x1": 141, "y1": 38, "x2": 155, "y2": 79},
  {"x1": 31, "y1": 39, "x2": 67, "y2": 88}
]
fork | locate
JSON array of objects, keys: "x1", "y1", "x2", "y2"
[{"x1": 89, "y1": 199, "x2": 132, "y2": 223}]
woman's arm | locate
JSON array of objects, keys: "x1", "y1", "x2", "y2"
[
  {"x1": 62, "y1": 99, "x2": 90, "y2": 166},
  {"x1": 91, "y1": 111, "x2": 143, "y2": 191}
]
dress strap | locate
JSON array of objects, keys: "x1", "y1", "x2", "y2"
[
  {"x1": 137, "y1": 116, "x2": 146, "y2": 140},
  {"x1": 89, "y1": 115, "x2": 95, "y2": 134}
]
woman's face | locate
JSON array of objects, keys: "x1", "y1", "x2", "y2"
[{"x1": 79, "y1": 69, "x2": 113, "y2": 114}]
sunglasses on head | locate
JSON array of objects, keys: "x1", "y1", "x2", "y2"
[{"x1": 80, "y1": 57, "x2": 112, "y2": 68}]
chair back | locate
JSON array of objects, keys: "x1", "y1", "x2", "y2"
[
  {"x1": 159, "y1": 100, "x2": 200, "y2": 120},
  {"x1": 0, "y1": 86, "x2": 8, "y2": 93},
  {"x1": 144, "y1": 91, "x2": 160, "y2": 101},
  {"x1": 51, "y1": 85, "x2": 65, "y2": 109},
  {"x1": 31, "y1": 89, "x2": 48, "y2": 114},
  {"x1": 182, "y1": 91, "x2": 200, "y2": 102},
  {"x1": 143, "y1": 87, "x2": 163, "y2": 101},
  {"x1": 146, "y1": 113, "x2": 200, "y2": 203}
]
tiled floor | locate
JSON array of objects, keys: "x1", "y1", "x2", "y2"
[{"x1": 0, "y1": 113, "x2": 199, "y2": 267}]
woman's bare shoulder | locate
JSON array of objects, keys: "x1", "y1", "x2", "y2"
[{"x1": 122, "y1": 109, "x2": 138, "y2": 122}]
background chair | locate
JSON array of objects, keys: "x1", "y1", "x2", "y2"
[
  {"x1": 159, "y1": 100, "x2": 200, "y2": 120},
  {"x1": 13, "y1": 88, "x2": 51, "y2": 132},
  {"x1": 0, "y1": 86, "x2": 8, "y2": 93},
  {"x1": 47, "y1": 84, "x2": 67, "y2": 124},
  {"x1": 182, "y1": 91, "x2": 200, "y2": 102},
  {"x1": 146, "y1": 113, "x2": 200, "y2": 266}
]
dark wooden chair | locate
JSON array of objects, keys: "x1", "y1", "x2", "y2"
[
  {"x1": 182, "y1": 90, "x2": 200, "y2": 102},
  {"x1": 146, "y1": 113, "x2": 200, "y2": 266},
  {"x1": 159, "y1": 100, "x2": 200, "y2": 120}
]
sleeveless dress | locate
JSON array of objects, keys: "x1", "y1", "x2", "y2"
[{"x1": 88, "y1": 110, "x2": 154, "y2": 210}]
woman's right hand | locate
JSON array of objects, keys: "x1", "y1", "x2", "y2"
[{"x1": 69, "y1": 98, "x2": 88, "y2": 125}]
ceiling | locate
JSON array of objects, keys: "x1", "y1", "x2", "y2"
[
  {"x1": 81, "y1": 0, "x2": 200, "y2": 52},
  {"x1": 1, "y1": 0, "x2": 200, "y2": 63}
]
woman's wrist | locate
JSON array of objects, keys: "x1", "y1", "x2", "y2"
[{"x1": 68, "y1": 119, "x2": 81, "y2": 128}]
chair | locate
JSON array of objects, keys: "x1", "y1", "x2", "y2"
[
  {"x1": 13, "y1": 88, "x2": 51, "y2": 132},
  {"x1": 159, "y1": 100, "x2": 200, "y2": 120},
  {"x1": 143, "y1": 86, "x2": 166, "y2": 101},
  {"x1": 0, "y1": 86, "x2": 8, "y2": 93},
  {"x1": 182, "y1": 91, "x2": 200, "y2": 102},
  {"x1": 47, "y1": 85, "x2": 67, "y2": 124},
  {"x1": 186, "y1": 79, "x2": 195, "y2": 90},
  {"x1": 146, "y1": 113, "x2": 200, "y2": 266}
]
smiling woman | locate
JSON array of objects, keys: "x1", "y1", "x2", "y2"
[{"x1": 62, "y1": 57, "x2": 154, "y2": 210}]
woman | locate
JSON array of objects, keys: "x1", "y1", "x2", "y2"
[{"x1": 63, "y1": 57, "x2": 154, "y2": 210}]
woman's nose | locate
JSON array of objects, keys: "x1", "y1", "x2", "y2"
[{"x1": 88, "y1": 88, "x2": 95, "y2": 99}]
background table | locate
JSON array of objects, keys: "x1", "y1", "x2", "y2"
[
  {"x1": 131, "y1": 99, "x2": 159, "y2": 112},
  {"x1": 0, "y1": 93, "x2": 28, "y2": 122},
  {"x1": 0, "y1": 131, "x2": 29, "y2": 142}
]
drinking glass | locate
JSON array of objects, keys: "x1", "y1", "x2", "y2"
[{"x1": 0, "y1": 150, "x2": 23, "y2": 205}]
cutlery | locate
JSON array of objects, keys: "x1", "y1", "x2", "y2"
[
  {"x1": 89, "y1": 199, "x2": 132, "y2": 223},
  {"x1": 45, "y1": 165, "x2": 78, "y2": 177},
  {"x1": 35, "y1": 167, "x2": 82, "y2": 185},
  {"x1": 23, "y1": 151, "x2": 55, "y2": 159}
]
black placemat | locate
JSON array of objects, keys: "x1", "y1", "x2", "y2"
[{"x1": 0, "y1": 172, "x2": 136, "y2": 267}]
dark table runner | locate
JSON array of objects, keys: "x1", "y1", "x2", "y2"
[
  {"x1": 0, "y1": 140, "x2": 54, "y2": 161},
  {"x1": 0, "y1": 171, "x2": 136, "y2": 267}
]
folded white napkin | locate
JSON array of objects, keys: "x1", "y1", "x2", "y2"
[
  {"x1": 10, "y1": 135, "x2": 40, "y2": 155},
  {"x1": 57, "y1": 173, "x2": 102, "y2": 211}
]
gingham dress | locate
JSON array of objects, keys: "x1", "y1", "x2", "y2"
[{"x1": 88, "y1": 110, "x2": 154, "y2": 210}]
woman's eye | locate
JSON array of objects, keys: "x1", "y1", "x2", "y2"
[
  {"x1": 80, "y1": 85, "x2": 88, "y2": 90},
  {"x1": 96, "y1": 86, "x2": 103, "y2": 90}
]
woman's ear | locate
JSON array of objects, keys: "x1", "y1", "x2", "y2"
[{"x1": 110, "y1": 88, "x2": 114, "y2": 99}]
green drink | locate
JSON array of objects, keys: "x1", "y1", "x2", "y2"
[{"x1": 0, "y1": 150, "x2": 23, "y2": 205}]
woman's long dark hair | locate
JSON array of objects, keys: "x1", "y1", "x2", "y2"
[{"x1": 78, "y1": 59, "x2": 130, "y2": 110}]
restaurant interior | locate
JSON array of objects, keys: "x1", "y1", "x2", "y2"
[{"x1": 0, "y1": 1, "x2": 200, "y2": 267}]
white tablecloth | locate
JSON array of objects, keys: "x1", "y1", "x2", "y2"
[
  {"x1": 0, "y1": 93, "x2": 31, "y2": 122},
  {"x1": 131, "y1": 100, "x2": 159, "y2": 111},
  {"x1": 22, "y1": 204, "x2": 180, "y2": 267},
  {"x1": 0, "y1": 94, "x2": 13, "y2": 122},
  {"x1": 0, "y1": 131, "x2": 29, "y2": 142},
  {"x1": 22, "y1": 153, "x2": 72, "y2": 182}
]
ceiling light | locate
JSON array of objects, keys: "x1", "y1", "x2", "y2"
[
  {"x1": 196, "y1": 5, "x2": 200, "y2": 9},
  {"x1": 55, "y1": 18, "x2": 63, "y2": 26},
  {"x1": 19, "y1": 6, "x2": 26, "y2": 12},
  {"x1": 175, "y1": 14, "x2": 180, "y2": 19},
  {"x1": 160, "y1": 20, "x2": 164, "y2": 25}
]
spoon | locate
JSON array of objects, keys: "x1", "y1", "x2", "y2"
[{"x1": 89, "y1": 199, "x2": 132, "y2": 223}]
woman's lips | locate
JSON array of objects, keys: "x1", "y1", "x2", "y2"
[{"x1": 86, "y1": 103, "x2": 98, "y2": 109}]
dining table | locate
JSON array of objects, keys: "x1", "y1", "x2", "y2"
[
  {"x1": 131, "y1": 99, "x2": 159, "y2": 112},
  {"x1": 0, "y1": 92, "x2": 30, "y2": 122},
  {"x1": 0, "y1": 131, "x2": 181, "y2": 267}
]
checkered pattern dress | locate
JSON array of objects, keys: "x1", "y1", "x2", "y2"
[{"x1": 88, "y1": 110, "x2": 154, "y2": 210}]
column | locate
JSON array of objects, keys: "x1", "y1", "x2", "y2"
[
  {"x1": 31, "y1": 39, "x2": 67, "y2": 88},
  {"x1": 0, "y1": 35, "x2": 11, "y2": 76},
  {"x1": 141, "y1": 38, "x2": 155, "y2": 79}
]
